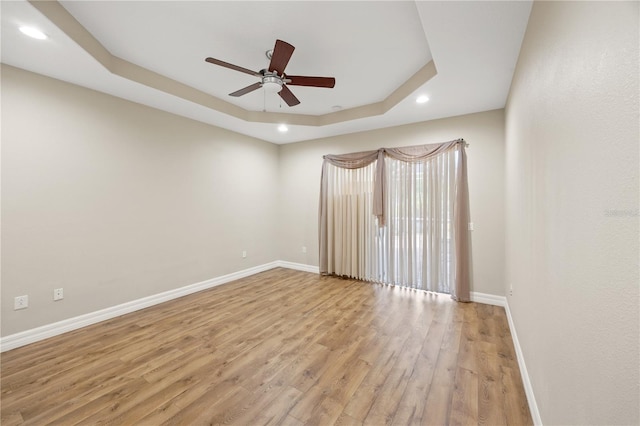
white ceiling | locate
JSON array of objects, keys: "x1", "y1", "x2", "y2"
[{"x1": 1, "y1": 1, "x2": 532, "y2": 144}]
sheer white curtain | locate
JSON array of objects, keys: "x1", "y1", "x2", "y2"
[
  {"x1": 319, "y1": 139, "x2": 470, "y2": 301},
  {"x1": 323, "y1": 161, "x2": 382, "y2": 281},
  {"x1": 380, "y1": 150, "x2": 458, "y2": 293}
]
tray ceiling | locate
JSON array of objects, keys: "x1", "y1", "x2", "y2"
[{"x1": 1, "y1": 1, "x2": 532, "y2": 144}]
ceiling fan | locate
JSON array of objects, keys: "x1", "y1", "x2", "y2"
[{"x1": 205, "y1": 39, "x2": 335, "y2": 107}]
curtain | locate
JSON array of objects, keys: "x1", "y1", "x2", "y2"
[
  {"x1": 322, "y1": 161, "x2": 380, "y2": 281},
  {"x1": 318, "y1": 139, "x2": 470, "y2": 302}
]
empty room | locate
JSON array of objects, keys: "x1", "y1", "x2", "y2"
[{"x1": 1, "y1": 1, "x2": 638, "y2": 425}]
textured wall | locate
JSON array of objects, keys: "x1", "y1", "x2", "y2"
[
  {"x1": 278, "y1": 109, "x2": 507, "y2": 296},
  {"x1": 505, "y1": 1, "x2": 639, "y2": 424},
  {"x1": 1, "y1": 65, "x2": 280, "y2": 336}
]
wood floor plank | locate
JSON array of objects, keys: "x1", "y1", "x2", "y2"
[
  {"x1": 281, "y1": 343, "x2": 333, "y2": 393},
  {"x1": 334, "y1": 412, "x2": 364, "y2": 426},
  {"x1": 421, "y1": 301, "x2": 461, "y2": 425},
  {"x1": 304, "y1": 396, "x2": 344, "y2": 426},
  {"x1": 161, "y1": 382, "x2": 251, "y2": 425},
  {"x1": 501, "y1": 365, "x2": 533, "y2": 425},
  {"x1": 0, "y1": 268, "x2": 532, "y2": 425},
  {"x1": 391, "y1": 309, "x2": 448, "y2": 425},
  {"x1": 449, "y1": 367, "x2": 479, "y2": 426},
  {"x1": 38, "y1": 377, "x2": 149, "y2": 425},
  {"x1": 341, "y1": 326, "x2": 412, "y2": 421},
  {"x1": 476, "y1": 340, "x2": 506, "y2": 426},
  {"x1": 288, "y1": 330, "x2": 375, "y2": 422},
  {"x1": 326, "y1": 357, "x2": 371, "y2": 408},
  {"x1": 281, "y1": 414, "x2": 305, "y2": 426},
  {"x1": 362, "y1": 333, "x2": 426, "y2": 425},
  {"x1": 239, "y1": 385, "x2": 302, "y2": 426},
  {"x1": 0, "y1": 411, "x2": 24, "y2": 426}
]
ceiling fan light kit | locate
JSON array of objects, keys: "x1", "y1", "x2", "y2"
[
  {"x1": 205, "y1": 39, "x2": 335, "y2": 107},
  {"x1": 262, "y1": 75, "x2": 283, "y2": 93}
]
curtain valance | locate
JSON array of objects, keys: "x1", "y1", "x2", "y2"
[
  {"x1": 322, "y1": 149, "x2": 379, "y2": 169},
  {"x1": 320, "y1": 139, "x2": 465, "y2": 225}
]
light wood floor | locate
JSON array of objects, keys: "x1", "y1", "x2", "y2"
[{"x1": 1, "y1": 268, "x2": 532, "y2": 425}]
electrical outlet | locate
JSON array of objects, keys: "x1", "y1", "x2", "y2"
[
  {"x1": 509, "y1": 284, "x2": 513, "y2": 296},
  {"x1": 14, "y1": 295, "x2": 28, "y2": 310},
  {"x1": 242, "y1": 250, "x2": 247, "y2": 258},
  {"x1": 302, "y1": 246, "x2": 307, "y2": 253},
  {"x1": 54, "y1": 288, "x2": 64, "y2": 301},
  {"x1": 468, "y1": 222, "x2": 474, "y2": 231}
]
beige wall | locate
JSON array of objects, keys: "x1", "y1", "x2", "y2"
[
  {"x1": 505, "y1": 1, "x2": 639, "y2": 424},
  {"x1": 1, "y1": 65, "x2": 280, "y2": 336},
  {"x1": 1, "y1": 67, "x2": 507, "y2": 337},
  {"x1": 278, "y1": 109, "x2": 506, "y2": 296}
]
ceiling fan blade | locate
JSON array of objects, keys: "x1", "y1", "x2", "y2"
[
  {"x1": 286, "y1": 76, "x2": 336, "y2": 88},
  {"x1": 268, "y1": 40, "x2": 295, "y2": 74},
  {"x1": 205, "y1": 57, "x2": 260, "y2": 77},
  {"x1": 279, "y1": 85, "x2": 300, "y2": 106},
  {"x1": 229, "y1": 82, "x2": 262, "y2": 97}
]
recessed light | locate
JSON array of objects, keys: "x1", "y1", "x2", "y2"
[
  {"x1": 416, "y1": 95, "x2": 429, "y2": 104},
  {"x1": 278, "y1": 124, "x2": 288, "y2": 133},
  {"x1": 19, "y1": 26, "x2": 47, "y2": 40},
  {"x1": 331, "y1": 105, "x2": 342, "y2": 112}
]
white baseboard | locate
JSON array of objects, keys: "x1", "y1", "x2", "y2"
[
  {"x1": 0, "y1": 261, "x2": 281, "y2": 352},
  {"x1": 470, "y1": 291, "x2": 506, "y2": 306},
  {"x1": 504, "y1": 300, "x2": 543, "y2": 425},
  {"x1": 276, "y1": 260, "x2": 320, "y2": 274}
]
